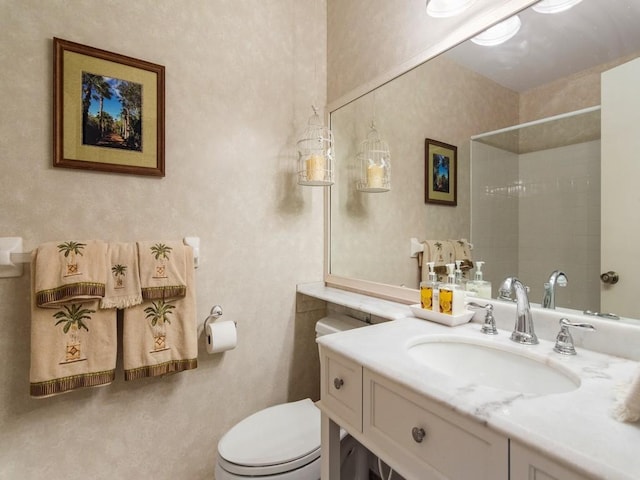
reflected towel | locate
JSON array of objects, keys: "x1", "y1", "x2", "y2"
[
  {"x1": 34, "y1": 240, "x2": 107, "y2": 307},
  {"x1": 123, "y1": 244, "x2": 197, "y2": 380},
  {"x1": 101, "y1": 242, "x2": 142, "y2": 309},
  {"x1": 422, "y1": 240, "x2": 455, "y2": 277},
  {"x1": 450, "y1": 238, "x2": 474, "y2": 272},
  {"x1": 613, "y1": 367, "x2": 640, "y2": 423},
  {"x1": 30, "y1": 250, "x2": 116, "y2": 397}
]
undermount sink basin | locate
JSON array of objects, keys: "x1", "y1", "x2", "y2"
[{"x1": 407, "y1": 336, "x2": 580, "y2": 395}]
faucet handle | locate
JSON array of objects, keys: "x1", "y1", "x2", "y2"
[
  {"x1": 553, "y1": 318, "x2": 595, "y2": 355},
  {"x1": 467, "y1": 302, "x2": 497, "y2": 335}
]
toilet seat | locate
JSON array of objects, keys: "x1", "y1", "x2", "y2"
[{"x1": 217, "y1": 398, "x2": 321, "y2": 476}]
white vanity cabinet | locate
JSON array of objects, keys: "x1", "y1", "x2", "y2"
[
  {"x1": 363, "y1": 369, "x2": 508, "y2": 480},
  {"x1": 319, "y1": 346, "x2": 593, "y2": 480},
  {"x1": 320, "y1": 348, "x2": 363, "y2": 433},
  {"x1": 319, "y1": 346, "x2": 508, "y2": 480},
  {"x1": 510, "y1": 441, "x2": 596, "y2": 480}
]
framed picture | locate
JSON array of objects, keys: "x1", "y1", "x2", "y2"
[
  {"x1": 425, "y1": 138, "x2": 457, "y2": 206},
  {"x1": 53, "y1": 38, "x2": 165, "y2": 177}
]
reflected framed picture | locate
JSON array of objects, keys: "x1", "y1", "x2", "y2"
[
  {"x1": 53, "y1": 37, "x2": 165, "y2": 176},
  {"x1": 425, "y1": 138, "x2": 457, "y2": 206}
]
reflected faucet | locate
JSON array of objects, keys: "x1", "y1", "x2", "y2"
[
  {"x1": 500, "y1": 276, "x2": 538, "y2": 345},
  {"x1": 542, "y1": 270, "x2": 568, "y2": 309}
]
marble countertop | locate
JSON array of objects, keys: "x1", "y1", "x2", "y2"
[{"x1": 300, "y1": 283, "x2": 640, "y2": 479}]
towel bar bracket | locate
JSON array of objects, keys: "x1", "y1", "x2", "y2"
[{"x1": 0, "y1": 237, "x2": 24, "y2": 278}]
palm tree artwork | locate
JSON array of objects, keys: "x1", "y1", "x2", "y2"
[
  {"x1": 150, "y1": 243, "x2": 172, "y2": 279},
  {"x1": 111, "y1": 264, "x2": 127, "y2": 289},
  {"x1": 82, "y1": 72, "x2": 142, "y2": 151},
  {"x1": 53, "y1": 303, "x2": 95, "y2": 362},
  {"x1": 57, "y1": 241, "x2": 87, "y2": 276},
  {"x1": 144, "y1": 299, "x2": 175, "y2": 351}
]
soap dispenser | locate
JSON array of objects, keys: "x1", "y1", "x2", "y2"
[
  {"x1": 420, "y1": 262, "x2": 440, "y2": 311},
  {"x1": 439, "y1": 263, "x2": 464, "y2": 315},
  {"x1": 466, "y1": 261, "x2": 492, "y2": 299},
  {"x1": 454, "y1": 260, "x2": 466, "y2": 288}
]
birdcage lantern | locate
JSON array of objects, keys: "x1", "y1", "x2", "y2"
[
  {"x1": 356, "y1": 122, "x2": 391, "y2": 193},
  {"x1": 297, "y1": 106, "x2": 334, "y2": 186}
]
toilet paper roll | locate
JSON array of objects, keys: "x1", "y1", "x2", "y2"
[{"x1": 205, "y1": 320, "x2": 237, "y2": 354}]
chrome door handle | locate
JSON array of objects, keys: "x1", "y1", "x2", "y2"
[{"x1": 600, "y1": 271, "x2": 619, "y2": 284}]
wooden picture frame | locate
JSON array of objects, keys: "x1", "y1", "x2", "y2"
[
  {"x1": 53, "y1": 38, "x2": 165, "y2": 177},
  {"x1": 425, "y1": 138, "x2": 457, "y2": 206}
]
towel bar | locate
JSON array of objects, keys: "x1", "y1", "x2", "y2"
[{"x1": 0, "y1": 236, "x2": 200, "y2": 278}]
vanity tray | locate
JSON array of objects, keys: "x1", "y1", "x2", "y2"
[{"x1": 409, "y1": 304, "x2": 474, "y2": 327}]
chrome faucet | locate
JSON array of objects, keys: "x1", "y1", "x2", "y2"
[
  {"x1": 499, "y1": 276, "x2": 538, "y2": 345},
  {"x1": 542, "y1": 270, "x2": 567, "y2": 309}
]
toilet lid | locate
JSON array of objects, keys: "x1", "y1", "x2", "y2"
[{"x1": 218, "y1": 398, "x2": 321, "y2": 469}]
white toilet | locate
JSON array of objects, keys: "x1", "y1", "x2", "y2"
[{"x1": 215, "y1": 314, "x2": 369, "y2": 480}]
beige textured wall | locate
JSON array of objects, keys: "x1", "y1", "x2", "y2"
[{"x1": 0, "y1": 1, "x2": 326, "y2": 478}]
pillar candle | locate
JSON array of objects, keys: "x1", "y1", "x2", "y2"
[
  {"x1": 367, "y1": 164, "x2": 384, "y2": 188},
  {"x1": 306, "y1": 154, "x2": 326, "y2": 182}
]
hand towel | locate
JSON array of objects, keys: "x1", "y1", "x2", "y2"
[
  {"x1": 423, "y1": 240, "x2": 455, "y2": 277},
  {"x1": 612, "y1": 367, "x2": 640, "y2": 423},
  {"x1": 35, "y1": 240, "x2": 107, "y2": 308},
  {"x1": 30, "y1": 250, "x2": 116, "y2": 397},
  {"x1": 451, "y1": 238, "x2": 474, "y2": 272},
  {"x1": 123, "y1": 244, "x2": 197, "y2": 380},
  {"x1": 100, "y1": 242, "x2": 142, "y2": 309},
  {"x1": 137, "y1": 240, "x2": 187, "y2": 300}
]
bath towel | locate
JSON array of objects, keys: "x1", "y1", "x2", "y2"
[
  {"x1": 137, "y1": 240, "x2": 187, "y2": 300},
  {"x1": 123, "y1": 243, "x2": 197, "y2": 380},
  {"x1": 100, "y1": 242, "x2": 142, "y2": 309},
  {"x1": 30, "y1": 249, "x2": 116, "y2": 397},
  {"x1": 612, "y1": 367, "x2": 640, "y2": 423},
  {"x1": 34, "y1": 240, "x2": 107, "y2": 307}
]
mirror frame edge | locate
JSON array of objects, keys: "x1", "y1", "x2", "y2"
[{"x1": 323, "y1": 0, "x2": 539, "y2": 305}]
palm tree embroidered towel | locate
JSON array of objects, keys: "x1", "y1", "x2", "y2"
[
  {"x1": 34, "y1": 240, "x2": 108, "y2": 307},
  {"x1": 422, "y1": 240, "x2": 456, "y2": 277},
  {"x1": 30, "y1": 248, "x2": 116, "y2": 398},
  {"x1": 136, "y1": 240, "x2": 187, "y2": 300},
  {"x1": 613, "y1": 367, "x2": 640, "y2": 423},
  {"x1": 100, "y1": 242, "x2": 142, "y2": 309},
  {"x1": 122, "y1": 243, "x2": 197, "y2": 380},
  {"x1": 450, "y1": 239, "x2": 474, "y2": 271}
]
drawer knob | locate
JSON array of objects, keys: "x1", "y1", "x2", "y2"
[
  {"x1": 411, "y1": 427, "x2": 426, "y2": 443},
  {"x1": 333, "y1": 377, "x2": 344, "y2": 390}
]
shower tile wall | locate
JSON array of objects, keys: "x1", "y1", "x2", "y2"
[{"x1": 472, "y1": 140, "x2": 600, "y2": 310}]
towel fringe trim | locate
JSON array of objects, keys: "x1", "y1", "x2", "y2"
[
  {"x1": 30, "y1": 369, "x2": 115, "y2": 397},
  {"x1": 100, "y1": 294, "x2": 143, "y2": 310},
  {"x1": 36, "y1": 282, "x2": 106, "y2": 307},
  {"x1": 141, "y1": 285, "x2": 187, "y2": 300},
  {"x1": 124, "y1": 358, "x2": 198, "y2": 381}
]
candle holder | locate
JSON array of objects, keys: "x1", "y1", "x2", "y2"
[
  {"x1": 356, "y1": 122, "x2": 391, "y2": 192},
  {"x1": 297, "y1": 106, "x2": 334, "y2": 186}
]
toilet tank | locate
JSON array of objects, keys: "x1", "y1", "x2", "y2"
[{"x1": 315, "y1": 313, "x2": 367, "y2": 337}]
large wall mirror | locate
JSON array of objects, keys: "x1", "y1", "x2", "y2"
[{"x1": 327, "y1": 0, "x2": 640, "y2": 320}]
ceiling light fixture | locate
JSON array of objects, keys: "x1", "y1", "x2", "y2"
[
  {"x1": 426, "y1": 0, "x2": 476, "y2": 18},
  {"x1": 532, "y1": 0, "x2": 582, "y2": 14},
  {"x1": 471, "y1": 15, "x2": 521, "y2": 47}
]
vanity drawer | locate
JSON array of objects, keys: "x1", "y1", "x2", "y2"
[
  {"x1": 363, "y1": 369, "x2": 508, "y2": 480},
  {"x1": 319, "y1": 347, "x2": 363, "y2": 432}
]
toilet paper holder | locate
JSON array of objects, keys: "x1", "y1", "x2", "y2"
[
  {"x1": 204, "y1": 305, "x2": 224, "y2": 326},
  {"x1": 203, "y1": 305, "x2": 237, "y2": 328}
]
